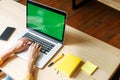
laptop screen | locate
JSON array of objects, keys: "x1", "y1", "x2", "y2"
[{"x1": 27, "y1": 1, "x2": 66, "y2": 41}]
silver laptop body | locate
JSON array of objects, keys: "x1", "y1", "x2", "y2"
[{"x1": 9, "y1": 0, "x2": 66, "y2": 68}]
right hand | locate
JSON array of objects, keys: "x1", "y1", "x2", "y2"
[{"x1": 27, "y1": 43, "x2": 41, "y2": 62}]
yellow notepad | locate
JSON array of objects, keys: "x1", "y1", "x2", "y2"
[
  {"x1": 81, "y1": 61, "x2": 98, "y2": 75},
  {"x1": 55, "y1": 54, "x2": 82, "y2": 77}
]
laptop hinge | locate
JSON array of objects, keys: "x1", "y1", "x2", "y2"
[{"x1": 28, "y1": 29, "x2": 63, "y2": 44}]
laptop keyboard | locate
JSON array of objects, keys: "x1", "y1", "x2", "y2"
[{"x1": 23, "y1": 33, "x2": 55, "y2": 55}]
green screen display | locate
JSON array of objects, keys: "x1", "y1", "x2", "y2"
[{"x1": 27, "y1": 3, "x2": 65, "y2": 41}]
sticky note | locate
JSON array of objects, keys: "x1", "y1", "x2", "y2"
[{"x1": 81, "y1": 61, "x2": 98, "y2": 75}]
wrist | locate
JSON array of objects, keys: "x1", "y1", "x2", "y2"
[
  {"x1": 8, "y1": 47, "x2": 16, "y2": 54},
  {"x1": 27, "y1": 54, "x2": 38, "y2": 64},
  {"x1": 27, "y1": 58, "x2": 35, "y2": 73},
  {"x1": 27, "y1": 57, "x2": 35, "y2": 65},
  {"x1": 0, "y1": 47, "x2": 15, "y2": 62}
]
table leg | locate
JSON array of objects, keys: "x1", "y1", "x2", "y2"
[{"x1": 72, "y1": 0, "x2": 90, "y2": 10}]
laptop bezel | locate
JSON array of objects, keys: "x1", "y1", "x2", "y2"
[{"x1": 27, "y1": 0, "x2": 67, "y2": 42}]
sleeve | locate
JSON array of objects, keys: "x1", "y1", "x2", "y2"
[
  {"x1": 23, "y1": 73, "x2": 34, "y2": 80},
  {"x1": 0, "y1": 58, "x2": 3, "y2": 65}
]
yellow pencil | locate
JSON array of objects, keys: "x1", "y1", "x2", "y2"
[{"x1": 48, "y1": 54, "x2": 64, "y2": 67}]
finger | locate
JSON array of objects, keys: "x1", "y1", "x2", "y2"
[
  {"x1": 22, "y1": 43, "x2": 30, "y2": 49},
  {"x1": 27, "y1": 41, "x2": 32, "y2": 46},
  {"x1": 23, "y1": 42, "x2": 30, "y2": 47},
  {"x1": 36, "y1": 43, "x2": 41, "y2": 48},
  {"x1": 21, "y1": 37, "x2": 33, "y2": 43},
  {"x1": 37, "y1": 46, "x2": 41, "y2": 54},
  {"x1": 34, "y1": 43, "x2": 40, "y2": 53},
  {"x1": 29, "y1": 43, "x2": 34, "y2": 48},
  {"x1": 38, "y1": 44, "x2": 41, "y2": 48},
  {"x1": 23, "y1": 41, "x2": 31, "y2": 46},
  {"x1": 38, "y1": 47, "x2": 41, "y2": 55},
  {"x1": 24, "y1": 39, "x2": 32, "y2": 43},
  {"x1": 36, "y1": 43, "x2": 40, "y2": 48},
  {"x1": 19, "y1": 38, "x2": 28, "y2": 44},
  {"x1": 33, "y1": 43, "x2": 37, "y2": 47},
  {"x1": 33, "y1": 43, "x2": 39, "y2": 48},
  {"x1": 36, "y1": 46, "x2": 41, "y2": 53}
]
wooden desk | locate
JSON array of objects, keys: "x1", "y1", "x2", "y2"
[
  {"x1": 98, "y1": 0, "x2": 120, "y2": 11},
  {"x1": 0, "y1": 0, "x2": 120, "y2": 80}
]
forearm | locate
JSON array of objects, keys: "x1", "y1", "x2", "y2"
[
  {"x1": 0, "y1": 47, "x2": 15, "y2": 63},
  {"x1": 25, "y1": 43, "x2": 40, "y2": 80},
  {"x1": 23, "y1": 59, "x2": 35, "y2": 80},
  {"x1": 27, "y1": 58, "x2": 36, "y2": 74}
]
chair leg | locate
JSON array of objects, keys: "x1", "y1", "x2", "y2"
[{"x1": 72, "y1": 0, "x2": 90, "y2": 10}]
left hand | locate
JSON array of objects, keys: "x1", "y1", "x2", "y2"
[{"x1": 11, "y1": 37, "x2": 32, "y2": 53}]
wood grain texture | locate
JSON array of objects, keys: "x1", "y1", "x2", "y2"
[
  {"x1": 98, "y1": 0, "x2": 120, "y2": 11},
  {"x1": 0, "y1": 1, "x2": 119, "y2": 79},
  {"x1": 18, "y1": 0, "x2": 120, "y2": 49}
]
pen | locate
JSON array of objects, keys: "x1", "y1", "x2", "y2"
[{"x1": 48, "y1": 54, "x2": 64, "y2": 67}]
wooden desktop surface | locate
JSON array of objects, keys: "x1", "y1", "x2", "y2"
[
  {"x1": 0, "y1": 0, "x2": 120, "y2": 80},
  {"x1": 98, "y1": 0, "x2": 120, "y2": 11}
]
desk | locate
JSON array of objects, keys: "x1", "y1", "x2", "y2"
[
  {"x1": 0, "y1": 0, "x2": 120, "y2": 80},
  {"x1": 98, "y1": 0, "x2": 120, "y2": 11}
]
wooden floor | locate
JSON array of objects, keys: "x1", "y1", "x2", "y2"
[{"x1": 18, "y1": 0, "x2": 120, "y2": 49}]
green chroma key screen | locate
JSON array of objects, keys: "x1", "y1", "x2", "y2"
[{"x1": 27, "y1": 3, "x2": 65, "y2": 41}]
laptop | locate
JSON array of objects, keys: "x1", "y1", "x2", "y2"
[{"x1": 9, "y1": 0, "x2": 66, "y2": 68}]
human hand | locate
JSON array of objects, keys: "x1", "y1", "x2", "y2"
[
  {"x1": 27, "y1": 43, "x2": 41, "y2": 62},
  {"x1": 26, "y1": 43, "x2": 41, "y2": 73},
  {"x1": 11, "y1": 37, "x2": 32, "y2": 53}
]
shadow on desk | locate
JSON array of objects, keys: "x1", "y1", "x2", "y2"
[
  {"x1": 64, "y1": 30, "x2": 91, "y2": 45},
  {"x1": 72, "y1": 61, "x2": 84, "y2": 78}
]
